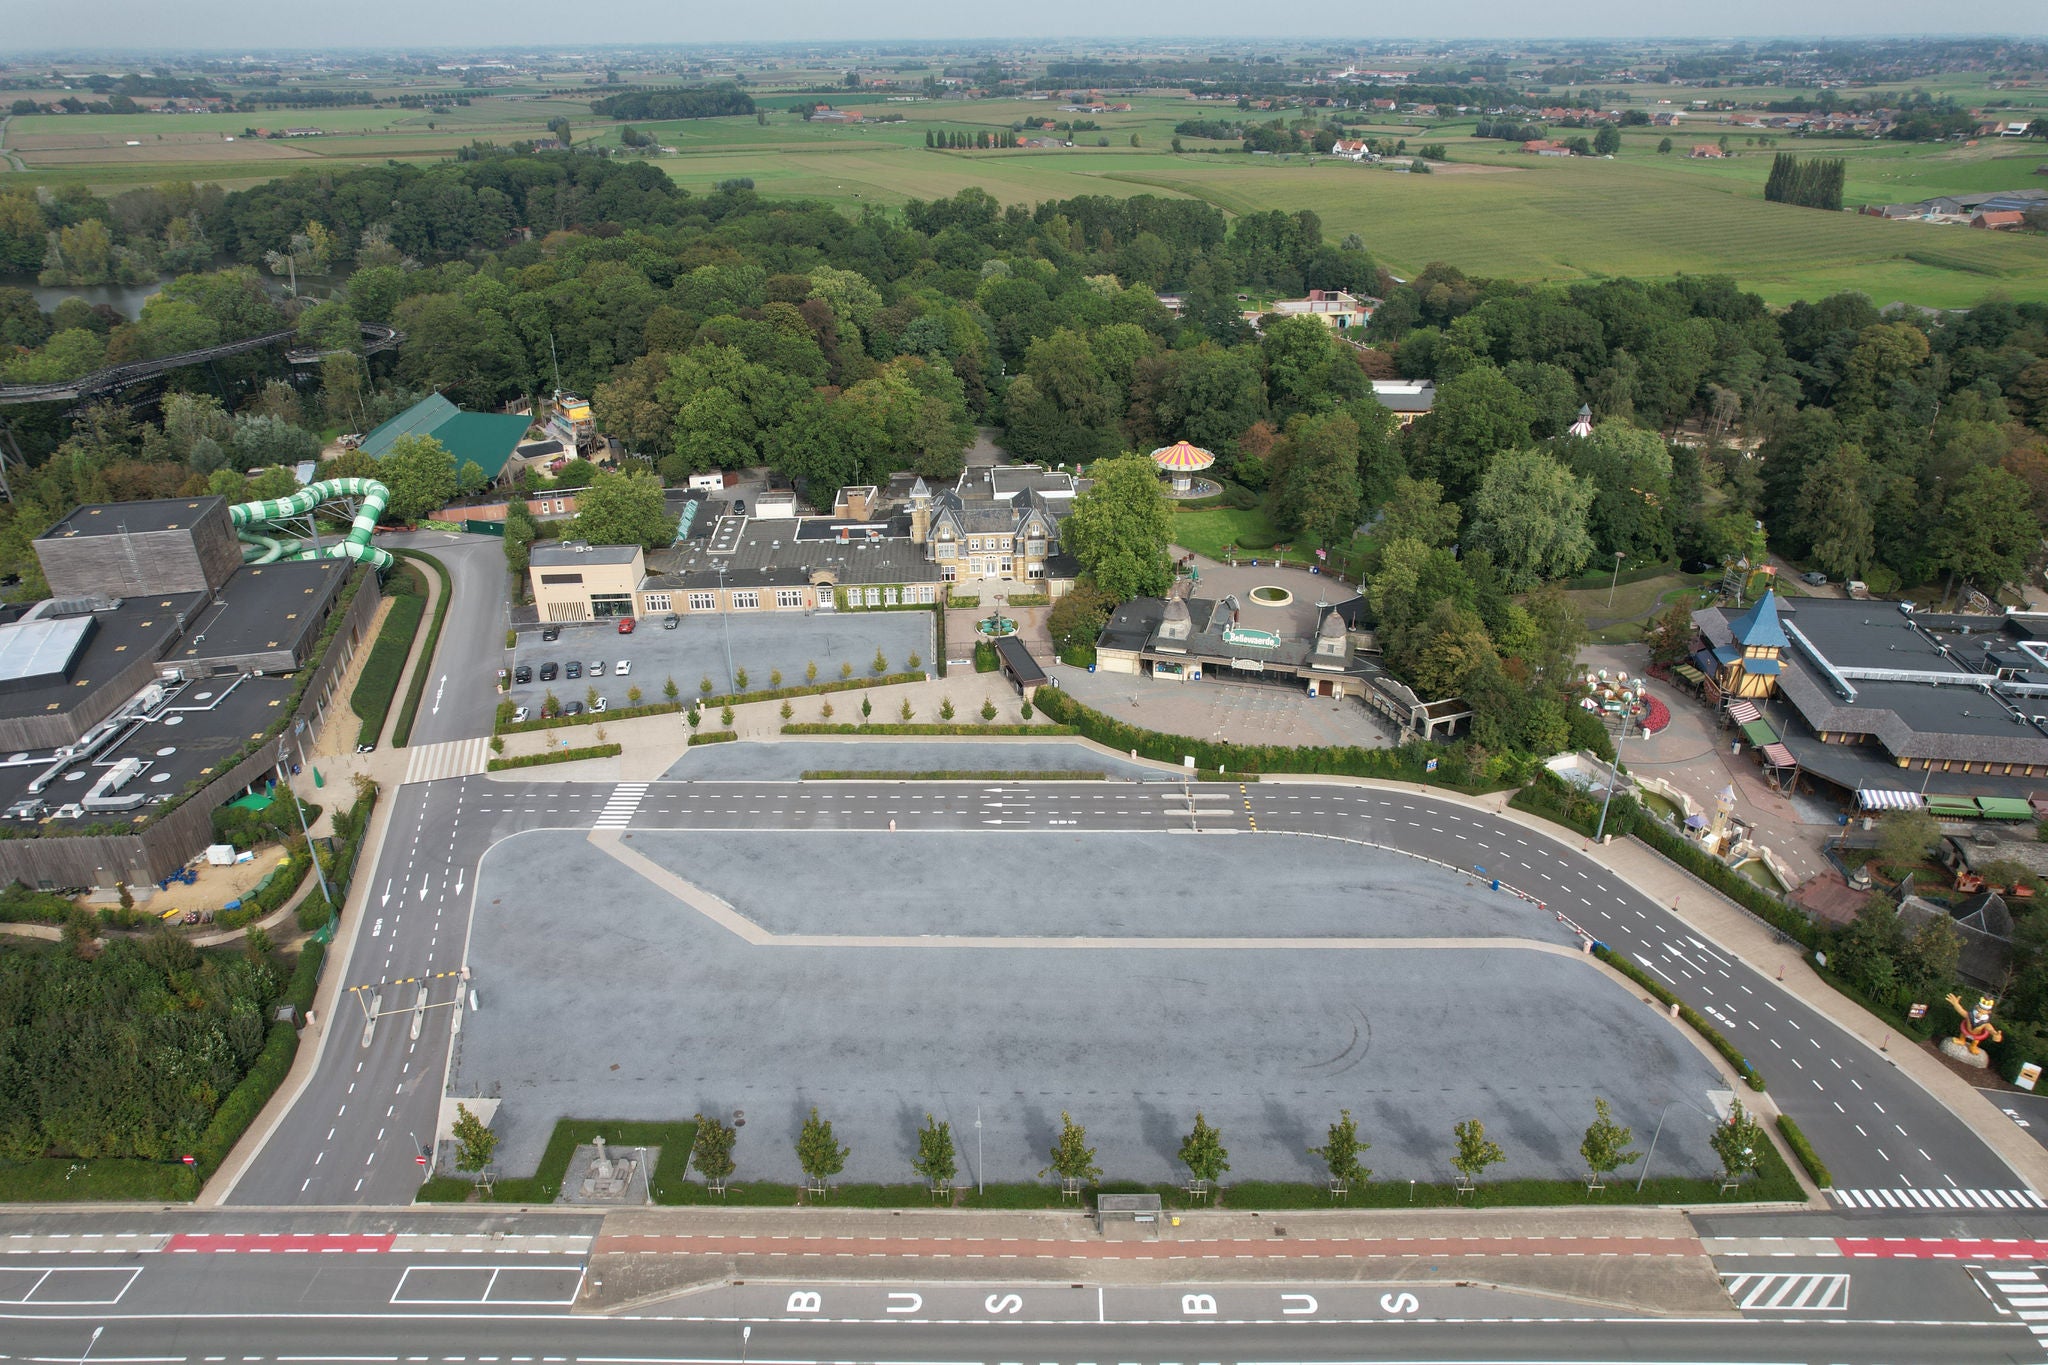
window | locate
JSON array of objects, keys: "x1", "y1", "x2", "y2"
[
  {"x1": 553, "y1": 499, "x2": 566, "y2": 513},
  {"x1": 731, "y1": 591, "x2": 760, "y2": 610},
  {"x1": 1027, "y1": 565, "x2": 1045, "y2": 579},
  {"x1": 999, "y1": 558, "x2": 1012, "y2": 575},
  {"x1": 1027, "y1": 539, "x2": 1045, "y2": 557},
  {"x1": 941, "y1": 565, "x2": 957, "y2": 582},
  {"x1": 970, "y1": 559, "x2": 984, "y2": 576},
  {"x1": 688, "y1": 592, "x2": 715, "y2": 612},
  {"x1": 776, "y1": 588, "x2": 804, "y2": 609},
  {"x1": 933, "y1": 541, "x2": 955, "y2": 560},
  {"x1": 884, "y1": 587, "x2": 899, "y2": 605},
  {"x1": 909, "y1": 584, "x2": 935, "y2": 603},
  {"x1": 540, "y1": 572, "x2": 583, "y2": 585},
  {"x1": 642, "y1": 593, "x2": 671, "y2": 613},
  {"x1": 863, "y1": 588, "x2": 881, "y2": 607}
]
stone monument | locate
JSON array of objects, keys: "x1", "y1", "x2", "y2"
[{"x1": 573, "y1": 1135, "x2": 641, "y2": 1201}]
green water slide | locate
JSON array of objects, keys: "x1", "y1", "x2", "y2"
[{"x1": 229, "y1": 478, "x2": 395, "y2": 570}]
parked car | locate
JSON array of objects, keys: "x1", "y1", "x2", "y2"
[
  {"x1": 541, "y1": 626, "x2": 560, "y2": 642},
  {"x1": 514, "y1": 665, "x2": 532, "y2": 685},
  {"x1": 589, "y1": 661, "x2": 605, "y2": 678},
  {"x1": 663, "y1": 614, "x2": 679, "y2": 630},
  {"x1": 617, "y1": 617, "x2": 636, "y2": 634},
  {"x1": 592, "y1": 697, "x2": 608, "y2": 713},
  {"x1": 1801, "y1": 571, "x2": 1827, "y2": 586},
  {"x1": 566, "y1": 661, "x2": 582, "y2": 680},
  {"x1": 539, "y1": 662, "x2": 559, "y2": 682},
  {"x1": 614, "y1": 660, "x2": 632, "y2": 676},
  {"x1": 733, "y1": 499, "x2": 747, "y2": 516},
  {"x1": 564, "y1": 701, "x2": 585, "y2": 716},
  {"x1": 512, "y1": 706, "x2": 530, "y2": 723}
]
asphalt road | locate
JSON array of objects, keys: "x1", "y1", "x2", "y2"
[
  {"x1": 232, "y1": 770, "x2": 2034, "y2": 1208},
  {"x1": 378, "y1": 529, "x2": 509, "y2": 749}
]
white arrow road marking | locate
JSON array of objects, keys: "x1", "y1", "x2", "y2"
[
  {"x1": 454, "y1": 869, "x2": 465, "y2": 897},
  {"x1": 381, "y1": 880, "x2": 392, "y2": 907},
  {"x1": 431, "y1": 674, "x2": 446, "y2": 715}
]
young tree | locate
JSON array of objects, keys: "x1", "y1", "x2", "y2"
[
  {"x1": 663, "y1": 675, "x2": 679, "y2": 702},
  {"x1": 797, "y1": 1107, "x2": 848, "y2": 1194},
  {"x1": 872, "y1": 647, "x2": 889, "y2": 675},
  {"x1": 940, "y1": 696, "x2": 956, "y2": 721},
  {"x1": 1579, "y1": 1098, "x2": 1641, "y2": 1187},
  {"x1": 735, "y1": 666, "x2": 749, "y2": 691},
  {"x1": 1309, "y1": 1109, "x2": 1370, "y2": 1193},
  {"x1": 628, "y1": 685, "x2": 643, "y2": 705},
  {"x1": 981, "y1": 698, "x2": 998, "y2": 722},
  {"x1": 1451, "y1": 1119, "x2": 1506, "y2": 1186},
  {"x1": 1711, "y1": 1100, "x2": 1766, "y2": 1185},
  {"x1": 1178, "y1": 1112, "x2": 1231, "y2": 1193},
  {"x1": 691, "y1": 1113, "x2": 737, "y2": 1193},
  {"x1": 805, "y1": 660, "x2": 818, "y2": 683},
  {"x1": 700, "y1": 674, "x2": 715, "y2": 696},
  {"x1": 840, "y1": 661, "x2": 854, "y2": 680},
  {"x1": 779, "y1": 699, "x2": 793, "y2": 721},
  {"x1": 1042, "y1": 1111, "x2": 1102, "y2": 1191},
  {"x1": 899, "y1": 697, "x2": 915, "y2": 721},
  {"x1": 820, "y1": 699, "x2": 834, "y2": 720},
  {"x1": 686, "y1": 706, "x2": 701, "y2": 732},
  {"x1": 1876, "y1": 808, "x2": 1942, "y2": 872},
  {"x1": 720, "y1": 704, "x2": 735, "y2": 727},
  {"x1": 911, "y1": 1113, "x2": 958, "y2": 1195},
  {"x1": 860, "y1": 694, "x2": 873, "y2": 720},
  {"x1": 452, "y1": 1102, "x2": 498, "y2": 1174},
  {"x1": 770, "y1": 668, "x2": 782, "y2": 688},
  {"x1": 379, "y1": 433, "x2": 458, "y2": 520}
]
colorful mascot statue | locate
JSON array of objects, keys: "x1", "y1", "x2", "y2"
[{"x1": 1947, "y1": 993, "x2": 2003, "y2": 1058}]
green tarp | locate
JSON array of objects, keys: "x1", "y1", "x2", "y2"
[
  {"x1": 1739, "y1": 719, "x2": 1779, "y2": 748},
  {"x1": 1977, "y1": 796, "x2": 2035, "y2": 820},
  {"x1": 1927, "y1": 796, "x2": 1978, "y2": 817},
  {"x1": 227, "y1": 790, "x2": 274, "y2": 813}
]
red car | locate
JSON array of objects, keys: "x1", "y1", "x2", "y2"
[{"x1": 617, "y1": 617, "x2": 636, "y2": 634}]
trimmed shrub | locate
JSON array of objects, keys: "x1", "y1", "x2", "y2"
[
  {"x1": 486, "y1": 743, "x2": 624, "y2": 770},
  {"x1": 1775, "y1": 1114, "x2": 1830, "y2": 1188},
  {"x1": 390, "y1": 550, "x2": 453, "y2": 748},
  {"x1": 351, "y1": 586, "x2": 425, "y2": 747}
]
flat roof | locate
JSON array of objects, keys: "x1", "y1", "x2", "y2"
[
  {"x1": 0, "y1": 594, "x2": 208, "y2": 723},
  {"x1": 646, "y1": 522, "x2": 941, "y2": 591},
  {"x1": 0, "y1": 616, "x2": 93, "y2": 686},
  {"x1": 0, "y1": 672, "x2": 296, "y2": 830},
  {"x1": 37, "y1": 497, "x2": 226, "y2": 540},
  {"x1": 532, "y1": 544, "x2": 642, "y2": 567},
  {"x1": 164, "y1": 559, "x2": 348, "y2": 668}
]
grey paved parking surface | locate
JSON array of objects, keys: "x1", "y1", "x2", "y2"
[
  {"x1": 1050, "y1": 664, "x2": 1397, "y2": 750},
  {"x1": 510, "y1": 612, "x2": 934, "y2": 704},
  {"x1": 454, "y1": 829, "x2": 1725, "y2": 1187},
  {"x1": 664, "y1": 739, "x2": 1160, "y2": 781}
]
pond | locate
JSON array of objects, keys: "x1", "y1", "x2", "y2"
[
  {"x1": 1639, "y1": 790, "x2": 1684, "y2": 825},
  {"x1": 1733, "y1": 858, "x2": 1787, "y2": 893},
  {"x1": 23, "y1": 281, "x2": 163, "y2": 321}
]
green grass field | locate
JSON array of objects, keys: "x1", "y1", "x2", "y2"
[{"x1": 8, "y1": 89, "x2": 2048, "y2": 307}]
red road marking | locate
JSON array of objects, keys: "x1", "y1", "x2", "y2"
[
  {"x1": 1837, "y1": 1237, "x2": 2048, "y2": 1260},
  {"x1": 166, "y1": 1233, "x2": 396, "y2": 1254}
]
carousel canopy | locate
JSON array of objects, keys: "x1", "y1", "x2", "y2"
[{"x1": 1150, "y1": 441, "x2": 1216, "y2": 472}]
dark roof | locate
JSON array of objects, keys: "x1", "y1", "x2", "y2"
[
  {"x1": 164, "y1": 559, "x2": 348, "y2": 667},
  {"x1": 1897, "y1": 892, "x2": 2013, "y2": 988},
  {"x1": 993, "y1": 634, "x2": 1047, "y2": 686},
  {"x1": 0, "y1": 593, "x2": 207, "y2": 721},
  {"x1": 644, "y1": 523, "x2": 939, "y2": 591},
  {"x1": 1099, "y1": 598, "x2": 1164, "y2": 653},
  {"x1": 38, "y1": 497, "x2": 226, "y2": 540}
]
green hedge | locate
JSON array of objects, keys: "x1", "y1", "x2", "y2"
[
  {"x1": 1510, "y1": 767, "x2": 1639, "y2": 840},
  {"x1": 505, "y1": 700, "x2": 683, "y2": 733},
  {"x1": 486, "y1": 743, "x2": 623, "y2": 771},
  {"x1": 973, "y1": 640, "x2": 999, "y2": 672},
  {"x1": 1033, "y1": 688, "x2": 1505, "y2": 788},
  {"x1": 216, "y1": 848, "x2": 311, "y2": 931},
  {"x1": 497, "y1": 673, "x2": 934, "y2": 736},
  {"x1": 782, "y1": 723, "x2": 1072, "y2": 736},
  {"x1": 285, "y1": 939, "x2": 325, "y2": 1016},
  {"x1": 1595, "y1": 944, "x2": 1766, "y2": 1091},
  {"x1": 1003, "y1": 593, "x2": 1051, "y2": 608},
  {"x1": 686, "y1": 730, "x2": 737, "y2": 746},
  {"x1": 1775, "y1": 1113, "x2": 1830, "y2": 1188},
  {"x1": 194, "y1": 1020, "x2": 298, "y2": 1179},
  {"x1": 1633, "y1": 818, "x2": 1817, "y2": 948},
  {"x1": 294, "y1": 784, "x2": 380, "y2": 934},
  {"x1": 390, "y1": 550, "x2": 453, "y2": 748},
  {"x1": 351, "y1": 587, "x2": 425, "y2": 748}
]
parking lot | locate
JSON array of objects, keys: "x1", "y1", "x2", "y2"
[
  {"x1": 454, "y1": 827, "x2": 1728, "y2": 1188},
  {"x1": 508, "y1": 612, "x2": 936, "y2": 712}
]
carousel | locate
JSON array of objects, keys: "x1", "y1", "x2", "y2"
[{"x1": 1150, "y1": 441, "x2": 1218, "y2": 497}]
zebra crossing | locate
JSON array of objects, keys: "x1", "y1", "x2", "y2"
[
  {"x1": 1984, "y1": 1265, "x2": 2048, "y2": 1353},
  {"x1": 594, "y1": 783, "x2": 649, "y2": 829},
  {"x1": 1720, "y1": 1271, "x2": 1850, "y2": 1312},
  {"x1": 402, "y1": 737, "x2": 492, "y2": 786},
  {"x1": 1827, "y1": 1186, "x2": 2046, "y2": 1211}
]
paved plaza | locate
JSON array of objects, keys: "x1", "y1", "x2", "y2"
[
  {"x1": 664, "y1": 738, "x2": 1162, "y2": 781},
  {"x1": 1050, "y1": 663, "x2": 1397, "y2": 750},
  {"x1": 453, "y1": 828, "x2": 1726, "y2": 1188}
]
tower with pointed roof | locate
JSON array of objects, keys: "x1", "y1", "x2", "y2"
[
  {"x1": 908, "y1": 476, "x2": 931, "y2": 545},
  {"x1": 1712, "y1": 588, "x2": 1786, "y2": 699}
]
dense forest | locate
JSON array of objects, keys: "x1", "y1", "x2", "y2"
[
  {"x1": 588, "y1": 85, "x2": 756, "y2": 121},
  {"x1": 0, "y1": 931, "x2": 278, "y2": 1161},
  {"x1": 1, "y1": 151, "x2": 2047, "y2": 768}
]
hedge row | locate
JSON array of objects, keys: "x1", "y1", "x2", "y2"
[
  {"x1": 1776, "y1": 1113, "x2": 1830, "y2": 1188},
  {"x1": 296, "y1": 784, "x2": 380, "y2": 934},
  {"x1": 686, "y1": 731, "x2": 737, "y2": 746},
  {"x1": 781, "y1": 723, "x2": 1071, "y2": 737},
  {"x1": 285, "y1": 939, "x2": 325, "y2": 1017},
  {"x1": 496, "y1": 673, "x2": 935, "y2": 736},
  {"x1": 502, "y1": 700, "x2": 681, "y2": 733},
  {"x1": 697, "y1": 671, "x2": 927, "y2": 711},
  {"x1": 216, "y1": 849, "x2": 311, "y2": 931},
  {"x1": 1510, "y1": 767, "x2": 1639, "y2": 841},
  {"x1": 351, "y1": 588, "x2": 425, "y2": 748},
  {"x1": 800, "y1": 770, "x2": 1107, "y2": 781},
  {"x1": 1633, "y1": 818, "x2": 1818, "y2": 948},
  {"x1": 1003, "y1": 593, "x2": 1051, "y2": 608},
  {"x1": 390, "y1": 551, "x2": 453, "y2": 749},
  {"x1": 1032, "y1": 688, "x2": 1496, "y2": 787},
  {"x1": 486, "y1": 743, "x2": 623, "y2": 771},
  {"x1": 194, "y1": 1020, "x2": 299, "y2": 1179},
  {"x1": 1595, "y1": 944, "x2": 1767, "y2": 1092}
]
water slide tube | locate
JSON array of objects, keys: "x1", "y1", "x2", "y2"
[{"x1": 229, "y1": 477, "x2": 395, "y2": 570}]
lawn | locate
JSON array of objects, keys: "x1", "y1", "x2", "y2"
[{"x1": 1171, "y1": 503, "x2": 1373, "y2": 579}]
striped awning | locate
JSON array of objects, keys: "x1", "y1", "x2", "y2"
[
  {"x1": 1150, "y1": 440, "x2": 1217, "y2": 472},
  {"x1": 1761, "y1": 742, "x2": 1798, "y2": 769},
  {"x1": 1857, "y1": 789, "x2": 1926, "y2": 811},
  {"x1": 1726, "y1": 700, "x2": 1763, "y2": 724}
]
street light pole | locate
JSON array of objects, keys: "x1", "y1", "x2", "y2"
[
  {"x1": 975, "y1": 1106, "x2": 983, "y2": 1196},
  {"x1": 1635, "y1": 1097, "x2": 1719, "y2": 1191},
  {"x1": 1607, "y1": 551, "x2": 1626, "y2": 609},
  {"x1": 76, "y1": 1325, "x2": 103, "y2": 1365},
  {"x1": 277, "y1": 761, "x2": 332, "y2": 904},
  {"x1": 714, "y1": 561, "x2": 735, "y2": 693},
  {"x1": 1594, "y1": 714, "x2": 1631, "y2": 843}
]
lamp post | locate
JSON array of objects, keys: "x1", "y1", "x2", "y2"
[
  {"x1": 277, "y1": 761, "x2": 332, "y2": 904},
  {"x1": 76, "y1": 1325, "x2": 103, "y2": 1365},
  {"x1": 975, "y1": 1106, "x2": 983, "y2": 1196},
  {"x1": 1594, "y1": 713, "x2": 1631, "y2": 843},
  {"x1": 713, "y1": 560, "x2": 736, "y2": 693},
  {"x1": 1635, "y1": 1097, "x2": 1720, "y2": 1192},
  {"x1": 1607, "y1": 551, "x2": 1626, "y2": 609}
]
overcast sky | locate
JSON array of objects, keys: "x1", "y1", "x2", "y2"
[{"x1": 6, "y1": 1, "x2": 2040, "y2": 54}]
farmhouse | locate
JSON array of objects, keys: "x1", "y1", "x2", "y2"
[
  {"x1": 1257, "y1": 288, "x2": 1375, "y2": 331},
  {"x1": 1974, "y1": 209, "x2": 2028, "y2": 230},
  {"x1": 1689, "y1": 143, "x2": 1726, "y2": 158}
]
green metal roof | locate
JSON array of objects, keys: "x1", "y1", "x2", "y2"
[
  {"x1": 357, "y1": 393, "x2": 532, "y2": 482},
  {"x1": 1739, "y1": 718, "x2": 1779, "y2": 748},
  {"x1": 1977, "y1": 796, "x2": 2035, "y2": 819}
]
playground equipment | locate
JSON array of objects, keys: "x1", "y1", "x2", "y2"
[{"x1": 230, "y1": 478, "x2": 394, "y2": 570}]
